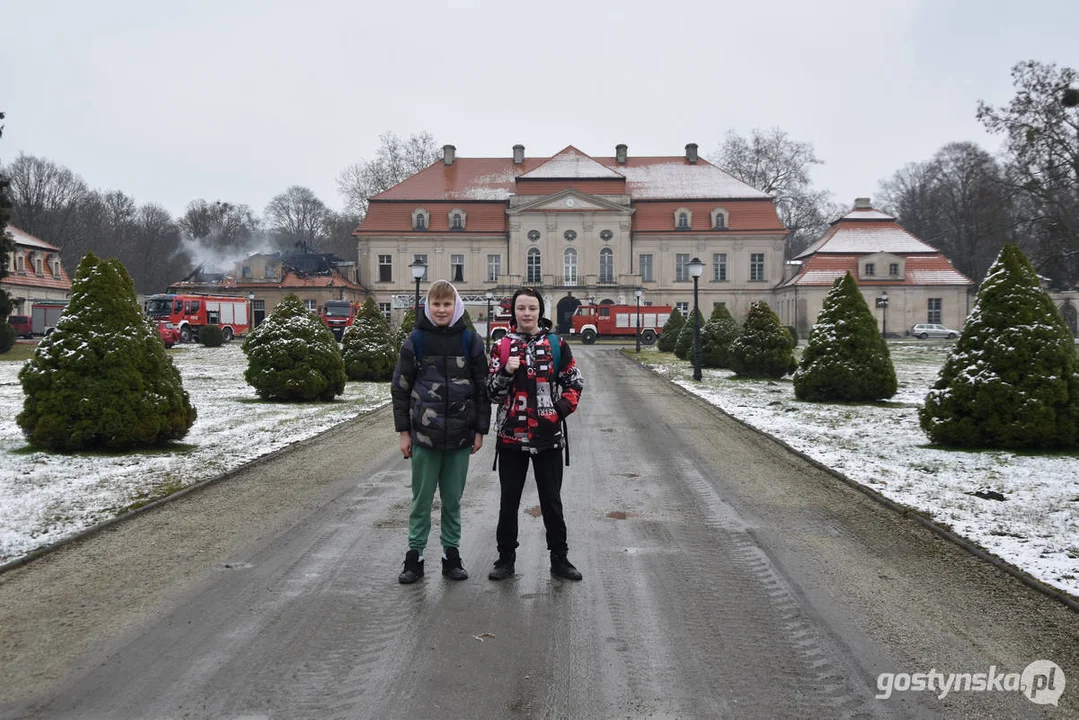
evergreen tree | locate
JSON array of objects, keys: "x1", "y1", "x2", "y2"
[
  {"x1": 198, "y1": 324, "x2": 224, "y2": 347},
  {"x1": 242, "y1": 293, "x2": 346, "y2": 401},
  {"x1": 674, "y1": 308, "x2": 705, "y2": 360},
  {"x1": 0, "y1": 111, "x2": 15, "y2": 354},
  {"x1": 793, "y1": 272, "x2": 897, "y2": 401},
  {"x1": 730, "y1": 301, "x2": 798, "y2": 378},
  {"x1": 17, "y1": 252, "x2": 196, "y2": 450},
  {"x1": 396, "y1": 306, "x2": 417, "y2": 349},
  {"x1": 657, "y1": 307, "x2": 684, "y2": 353},
  {"x1": 342, "y1": 297, "x2": 396, "y2": 381},
  {"x1": 919, "y1": 245, "x2": 1079, "y2": 448},
  {"x1": 700, "y1": 304, "x2": 740, "y2": 369},
  {"x1": 461, "y1": 308, "x2": 476, "y2": 333}
]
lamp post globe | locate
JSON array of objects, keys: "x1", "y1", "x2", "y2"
[
  {"x1": 688, "y1": 257, "x2": 705, "y2": 381},
  {"x1": 634, "y1": 287, "x2": 643, "y2": 353},
  {"x1": 410, "y1": 259, "x2": 427, "y2": 317},
  {"x1": 485, "y1": 289, "x2": 494, "y2": 353}
]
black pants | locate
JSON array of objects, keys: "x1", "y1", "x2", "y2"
[{"x1": 496, "y1": 447, "x2": 568, "y2": 556}]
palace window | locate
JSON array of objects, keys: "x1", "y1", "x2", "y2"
[
  {"x1": 675, "y1": 209, "x2": 692, "y2": 230},
  {"x1": 378, "y1": 254, "x2": 393, "y2": 282},
  {"x1": 750, "y1": 253, "x2": 765, "y2": 281},
  {"x1": 487, "y1": 254, "x2": 501, "y2": 282},
  {"x1": 676, "y1": 301, "x2": 690, "y2": 316},
  {"x1": 451, "y1": 254, "x2": 465, "y2": 282},
  {"x1": 712, "y1": 209, "x2": 728, "y2": 230},
  {"x1": 639, "y1": 254, "x2": 654, "y2": 282},
  {"x1": 449, "y1": 208, "x2": 466, "y2": 231},
  {"x1": 928, "y1": 298, "x2": 942, "y2": 324},
  {"x1": 713, "y1": 253, "x2": 727, "y2": 281},
  {"x1": 675, "y1": 253, "x2": 691, "y2": 282},
  {"x1": 378, "y1": 302, "x2": 392, "y2": 323},
  {"x1": 563, "y1": 248, "x2": 578, "y2": 285},
  {"x1": 527, "y1": 247, "x2": 542, "y2": 283},
  {"x1": 599, "y1": 248, "x2": 614, "y2": 283},
  {"x1": 865, "y1": 263, "x2": 876, "y2": 277},
  {"x1": 411, "y1": 208, "x2": 430, "y2": 231}
]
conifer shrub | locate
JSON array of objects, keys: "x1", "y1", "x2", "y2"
[
  {"x1": 0, "y1": 323, "x2": 13, "y2": 354},
  {"x1": 198, "y1": 324, "x2": 224, "y2": 347},
  {"x1": 342, "y1": 297, "x2": 397, "y2": 381},
  {"x1": 793, "y1": 272, "x2": 897, "y2": 401},
  {"x1": 700, "y1": 304, "x2": 740, "y2": 369},
  {"x1": 242, "y1": 293, "x2": 346, "y2": 401},
  {"x1": 783, "y1": 326, "x2": 799, "y2": 348},
  {"x1": 730, "y1": 301, "x2": 798, "y2": 378},
  {"x1": 919, "y1": 245, "x2": 1079, "y2": 449},
  {"x1": 17, "y1": 253, "x2": 197, "y2": 450},
  {"x1": 461, "y1": 309, "x2": 476, "y2": 333},
  {"x1": 396, "y1": 307, "x2": 417, "y2": 350},
  {"x1": 657, "y1": 307, "x2": 685, "y2": 353},
  {"x1": 674, "y1": 308, "x2": 705, "y2": 360}
]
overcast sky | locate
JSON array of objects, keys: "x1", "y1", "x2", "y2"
[{"x1": 4, "y1": 0, "x2": 1079, "y2": 221}]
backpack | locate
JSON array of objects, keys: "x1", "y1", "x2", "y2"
[
  {"x1": 411, "y1": 328, "x2": 474, "y2": 366},
  {"x1": 497, "y1": 332, "x2": 565, "y2": 373}
]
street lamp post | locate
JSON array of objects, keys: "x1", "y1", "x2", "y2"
[
  {"x1": 410, "y1": 259, "x2": 427, "y2": 318},
  {"x1": 634, "y1": 287, "x2": 643, "y2": 353},
  {"x1": 877, "y1": 291, "x2": 889, "y2": 337},
  {"x1": 688, "y1": 257, "x2": 704, "y2": 381},
  {"x1": 247, "y1": 291, "x2": 256, "y2": 329},
  {"x1": 485, "y1": 290, "x2": 494, "y2": 354}
]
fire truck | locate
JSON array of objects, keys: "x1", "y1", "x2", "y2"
[
  {"x1": 144, "y1": 293, "x2": 251, "y2": 343},
  {"x1": 319, "y1": 300, "x2": 359, "y2": 341},
  {"x1": 570, "y1": 303, "x2": 672, "y2": 345},
  {"x1": 488, "y1": 297, "x2": 514, "y2": 341}
]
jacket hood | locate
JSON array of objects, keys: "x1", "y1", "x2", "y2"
[
  {"x1": 423, "y1": 282, "x2": 466, "y2": 328},
  {"x1": 509, "y1": 289, "x2": 547, "y2": 329}
]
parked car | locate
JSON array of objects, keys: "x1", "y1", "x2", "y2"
[
  {"x1": 157, "y1": 320, "x2": 181, "y2": 348},
  {"x1": 7, "y1": 315, "x2": 33, "y2": 338},
  {"x1": 910, "y1": 323, "x2": 959, "y2": 339}
]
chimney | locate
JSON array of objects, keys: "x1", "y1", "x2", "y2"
[
  {"x1": 854, "y1": 197, "x2": 872, "y2": 210},
  {"x1": 685, "y1": 143, "x2": 699, "y2": 164},
  {"x1": 513, "y1": 144, "x2": 525, "y2": 165},
  {"x1": 616, "y1": 144, "x2": 628, "y2": 165},
  {"x1": 442, "y1": 144, "x2": 456, "y2": 166}
]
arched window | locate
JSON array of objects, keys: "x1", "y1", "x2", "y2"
[
  {"x1": 452, "y1": 214, "x2": 462, "y2": 229},
  {"x1": 599, "y1": 247, "x2": 614, "y2": 283},
  {"x1": 678, "y1": 213, "x2": 689, "y2": 229},
  {"x1": 416, "y1": 214, "x2": 426, "y2": 230},
  {"x1": 449, "y1": 208, "x2": 466, "y2": 230},
  {"x1": 563, "y1": 248, "x2": 578, "y2": 286},
  {"x1": 412, "y1": 208, "x2": 429, "y2": 231},
  {"x1": 527, "y1": 247, "x2": 542, "y2": 283},
  {"x1": 674, "y1": 208, "x2": 693, "y2": 230}
]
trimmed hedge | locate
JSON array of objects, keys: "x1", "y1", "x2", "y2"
[
  {"x1": 657, "y1": 307, "x2": 685, "y2": 353},
  {"x1": 700, "y1": 304, "x2": 740, "y2": 369},
  {"x1": 17, "y1": 252, "x2": 196, "y2": 450},
  {"x1": 199, "y1": 324, "x2": 224, "y2": 347},
  {"x1": 674, "y1": 308, "x2": 705, "y2": 360},
  {"x1": 793, "y1": 272, "x2": 897, "y2": 402},
  {"x1": 242, "y1": 293, "x2": 346, "y2": 401},
  {"x1": 919, "y1": 244, "x2": 1079, "y2": 449}
]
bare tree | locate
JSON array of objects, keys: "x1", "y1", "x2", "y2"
[
  {"x1": 178, "y1": 199, "x2": 260, "y2": 252},
  {"x1": 127, "y1": 203, "x2": 190, "y2": 293},
  {"x1": 322, "y1": 209, "x2": 363, "y2": 263},
  {"x1": 878, "y1": 143, "x2": 1014, "y2": 284},
  {"x1": 336, "y1": 131, "x2": 439, "y2": 219},
  {"x1": 977, "y1": 60, "x2": 1079, "y2": 286},
  {"x1": 710, "y1": 128, "x2": 840, "y2": 258},
  {"x1": 5, "y1": 153, "x2": 89, "y2": 247},
  {"x1": 264, "y1": 186, "x2": 330, "y2": 253}
]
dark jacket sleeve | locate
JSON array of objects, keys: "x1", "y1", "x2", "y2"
[
  {"x1": 390, "y1": 336, "x2": 417, "y2": 433},
  {"x1": 469, "y1": 333, "x2": 491, "y2": 434},
  {"x1": 552, "y1": 338, "x2": 584, "y2": 419}
]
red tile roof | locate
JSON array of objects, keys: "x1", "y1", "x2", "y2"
[
  {"x1": 781, "y1": 254, "x2": 973, "y2": 288},
  {"x1": 796, "y1": 206, "x2": 938, "y2": 257},
  {"x1": 2, "y1": 225, "x2": 72, "y2": 292}
]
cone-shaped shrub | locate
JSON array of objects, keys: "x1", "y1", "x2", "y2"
[
  {"x1": 793, "y1": 272, "x2": 897, "y2": 401},
  {"x1": 17, "y1": 252, "x2": 196, "y2": 450},
  {"x1": 730, "y1": 301, "x2": 798, "y2": 378},
  {"x1": 396, "y1": 307, "x2": 416, "y2": 350},
  {"x1": 461, "y1": 309, "x2": 476, "y2": 333},
  {"x1": 674, "y1": 308, "x2": 705, "y2": 360},
  {"x1": 657, "y1": 307, "x2": 685, "y2": 353},
  {"x1": 342, "y1": 297, "x2": 396, "y2": 381},
  {"x1": 242, "y1": 293, "x2": 345, "y2": 401},
  {"x1": 919, "y1": 245, "x2": 1079, "y2": 448},
  {"x1": 199, "y1": 324, "x2": 224, "y2": 347},
  {"x1": 0, "y1": 323, "x2": 13, "y2": 354},
  {"x1": 700, "y1": 304, "x2": 740, "y2": 369}
]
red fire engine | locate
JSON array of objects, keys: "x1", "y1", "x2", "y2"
[
  {"x1": 144, "y1": 293, "x2": 251, "y2": 343},
  {"x1": 319, "y1": 300, "x2": 359, "y2": 341},
  {"x1": 570, "y1": 303, "x2": 672, "y2": 345}
]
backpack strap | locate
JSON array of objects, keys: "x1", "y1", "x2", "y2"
[
  {"x1": 548, "y1": 333, "x2": 562, "y2": 373},
  {"x1": 410, "y1": 328, "x2": 423, "y2": 365}
]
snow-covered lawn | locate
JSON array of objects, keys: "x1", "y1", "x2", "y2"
[
  {"x1": 0, "y1": 344, "x2": 390, "y2": 564},
  {"x1": 1, "y1": 340, "x2": 1076, "y2": 601},
  {"x1": 638, "y1": 340, "x2": 1078, "y2": 599}
]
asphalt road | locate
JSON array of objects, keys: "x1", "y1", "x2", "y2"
[{"x1": 0, "y1": 346, "x2": 1076, "y2": 719}]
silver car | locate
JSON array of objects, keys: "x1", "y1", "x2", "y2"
[{"x1": 910, "y1": 323, "x2": 959, "y2": 339}]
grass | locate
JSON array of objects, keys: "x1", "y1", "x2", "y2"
[{"x1": 0, "y1": 342, "x2": 37, "y2": 363}]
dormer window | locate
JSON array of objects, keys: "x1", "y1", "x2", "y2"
[
  {"x1": 449, "y1": 208, "x2": 467, "y2": 231},
  {"x1": 411, "y1": 208, "x2": 430, "y2": 231},
  {"x1": 675, "y1": 210, "x2": 691, "y2": 230},
  {"x1": 711, "y1": 208, "x2": 728, "y2": 230},
  {"x1": 889, "y1": 263, "x2": 899, "y2": 277},
  {"x1": 865, "y1": 263, "x2": 876, "y2": 277}
]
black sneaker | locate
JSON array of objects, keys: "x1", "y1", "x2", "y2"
[
  {"x1": 550, "y1": 554, "x2": 582, "y2": 581},
  {"x1": 488, "y1": 553, "x2": 516, "y2": 581},
  {"x1": 398, "y1": 549, "x2": 424, "y2": 584},
  {"x1": 442, "y1": 547, "x2": 469, "y2": 581}
]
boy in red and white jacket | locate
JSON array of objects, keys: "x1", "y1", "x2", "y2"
[{"x1": 486, "y1": 288, "x2": 585, "y2": 581}]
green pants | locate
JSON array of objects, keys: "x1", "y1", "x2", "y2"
[{"x1": 408, "y1": 445, "x2": 471, "y2": 553}]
